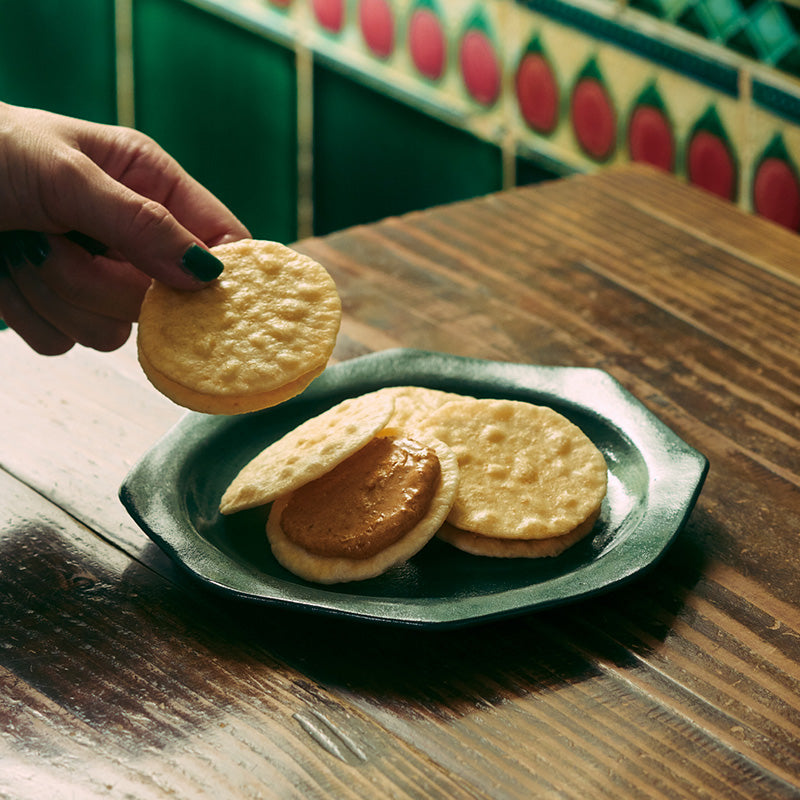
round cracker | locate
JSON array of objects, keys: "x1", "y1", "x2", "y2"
[
  {"x1": 137, "y1": 239, "x2": 341, "y2": 414},
  {"x1": 266, "y1": 437, "x2": 459, "y2": 583},
  {"x1": 421, "y1": 397, "x2": 608, "y2": 540},
  {"x1": 437, "y1": 508, "x2": 601, "y2": 558},
  {"x1": 219, "y1": 391, "x2": 394, "y2": 514}
]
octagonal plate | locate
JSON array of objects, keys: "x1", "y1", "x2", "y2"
[{"x1": 120, "y1": 349, "x2": 708, "y2": 628}]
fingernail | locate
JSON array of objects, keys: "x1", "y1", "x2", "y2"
[
  {"x1": 181, "y1": 244, "x2": 223, "y2": 282},
  {"x1": 0, "y1": 231, "x2": 49, "y2": 268},
  {"x1": 65, "y1": 230, "x2": 107, "y2": 256},
  {"x1": 3, "y1": 241, "x2": 25, "y2": 268},
  {"x1": 20, "y1": 231, "x2": 51, "y2": 266}
]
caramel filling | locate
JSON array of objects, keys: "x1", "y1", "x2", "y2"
[{"x1": 280, "y1": 435, "x2": 441, "y2": 559}]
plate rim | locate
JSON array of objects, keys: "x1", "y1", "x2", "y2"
[{"x1": 119, "y1": 348, "x2": 709, "y2": 628}]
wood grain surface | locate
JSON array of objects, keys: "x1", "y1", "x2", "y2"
[{"x1": 0, "y1": 165, "x2": 798, "y2": 799}]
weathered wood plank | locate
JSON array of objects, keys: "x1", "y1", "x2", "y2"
[{"x1": 0, "y1": 469, "x2": 486, "y2": 800}]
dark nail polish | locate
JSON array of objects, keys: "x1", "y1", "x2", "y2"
[
  {"x1": 0, "y1": 231, "x2": 50, "y2": 269},
  {"x1": 181, "y1": 244, "x2": 223, "y2": 282},
  {"x1": 0, "y1": 230, "x2": 50, "y2": 268},
  {"x1": 65, "y1": 230, "x2": 107, "y2": 256},
  {"x1": 0, "y1": 232, "x2": 26, "y2": 267},
  {"x1": 20, "y1": 232, "x2": 51, "y2": 266}
]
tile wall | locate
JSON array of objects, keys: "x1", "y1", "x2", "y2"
[
  {"x1": 259, "y1": 0, "x2": 800, "y2": 233},
  {"x1": 0, "y1": 1, "x2": 116, "y2": 123},
  {"x1": 1, "y1": 0, "x2": 800, "y2": 240}
]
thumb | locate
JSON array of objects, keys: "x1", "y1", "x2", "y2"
[{"x1": 48, "y1": 154, "x2": 224, "y2": 289}]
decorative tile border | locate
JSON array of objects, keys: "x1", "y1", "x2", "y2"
[
  {"x1": 519, "y1": 0, "x2": 741, "y2": 94},
  {"x1": 509, "y1": 2, "x2": 748, "y2": 197},
  {"x1": 753, "y1": 74, "x2": 800, "y2": 121}
]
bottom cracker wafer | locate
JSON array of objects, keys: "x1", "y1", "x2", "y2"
[{"x1": 437, "y1": 508, "x2": 600, "y2": 558}]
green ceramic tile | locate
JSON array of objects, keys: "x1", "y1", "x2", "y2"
[
  {"x1": 0, "y1": 0, "x2": 116, "y2": 122},
  {"x1": 695, "y1": 0, "x2": 747, "y2": 40},
  {"x1": 312, "y1": 64, "x2": 503, "y2": 235},
  {"x1": 516, "y1": 155, "x2": 567, "y2": 186},
  {"x1": 774, "y1": 4, "x2": 800, "y2": 74},
  {"x1": 134, "y1": 0, "x2": 297, "y2": 242},
  {"x1": 746, "y1": 0, "x2": 797, "y2": 62},
  {"x1": 776, "y1": 44, "x2": 800, "y2": 76}
]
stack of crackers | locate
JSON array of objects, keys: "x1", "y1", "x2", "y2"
[
  {"x1": 137, "y1": 239, "x2": 341, "y2": 414},
  {"x1": 219, "y1": 386, "x2": 608, "y2": 583},
  {"x1": 137, "y1": 240, "x2": 608, "y2": 584}
]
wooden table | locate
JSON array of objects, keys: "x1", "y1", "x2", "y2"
[{"x1": 1, "y1": 164, "x2": 798, "y2": 799}]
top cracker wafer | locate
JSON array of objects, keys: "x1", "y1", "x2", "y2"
[{"x1": 219, "y1": 391, "x2": 395, "y2": 514}]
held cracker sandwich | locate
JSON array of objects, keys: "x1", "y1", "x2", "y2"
[
  {"x1": 220, "y1": 392, "x2": 460, "y2": 584},
  {"x1": 420, "y1": 397, "x2": 608, "y2": 558},
  {"x1": 137, "y1": 239, "x2": 341, "y2": 414}
]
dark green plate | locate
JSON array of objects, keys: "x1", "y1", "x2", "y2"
[{"x1": 119, "y1": 349, "x2": 708, "y2": 628}]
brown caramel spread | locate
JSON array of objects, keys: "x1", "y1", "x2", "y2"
[{"x1": 280, "y1": 435, "x2": 441, "y2": 559}]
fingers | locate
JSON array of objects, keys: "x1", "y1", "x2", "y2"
[
  {"x1": 40, "y1": 236, "x2": 151, "y2": 322},
  {"x1": 41, "y1": 150, "x2": 225, "y2": 290},
  {"x1": 65, "y1": 126, "x2": 251, "y2": 285},
  {"x1": 0, "y1": 235, "x2": 136, "y2": 354},
  {"x1": 0, "y1": 270, "x2": 74, "y2": 355},
  {"x1": 0, "y1": 106, "x2": 253, "y2": 359},
  {"x1": 1, "y1": 106, "x2": 249, "y2": 293},
  {"x1": 99, "y1": 128, "x2": 251, "y2": 248}
]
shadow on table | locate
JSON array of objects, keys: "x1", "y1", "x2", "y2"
[
  {"x1": 147, "y1": 514, "x2": 713, "y2": 704},
  {"x1": 0, "y1": 509, "x2": 711, "y2": 754}
]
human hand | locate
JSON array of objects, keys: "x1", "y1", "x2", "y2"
[{"x1": 0, "y1": 103, "x2": 251, "y2": 355}]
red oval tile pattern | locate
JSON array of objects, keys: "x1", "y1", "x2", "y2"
[
  {"x1": 516, "y1": 51, "x2": 560, "y2": 135},
  {"x1": 628, "y1": 105, "x2": 675, "y2": 172},
  {"x1": 459, "y1": 29, "x2": 501, "y2": 106},
  {"x1": 753, "y1": 157, "x2": 800, "y2": 230},
  {"x1": 687, "y1": 130, "x2": 736, "y2": 200},
  {"x1": 408, "y1": 6, "x2": 446, "y2": 80},
  {"x1": 313, "y1": 0, "x2": 345, "y2": 33},
  {"x1": 359, "y1": 0, "x2": 394, "y2": 58},
  {"x1": 571, "y1": 77, "x2": 616, "y2": 160}
]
